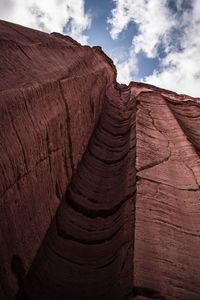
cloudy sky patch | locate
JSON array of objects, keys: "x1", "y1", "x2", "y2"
[
  {"x1": 0, "y1": 0, "x2": 199, "y2": 97},
  {"x1": 0, "y1": 0, "x2": 91, "y2": 44}
]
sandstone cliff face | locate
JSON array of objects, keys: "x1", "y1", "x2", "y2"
[
  {"x1": 0, "y1": 20, "x2": 116, "y2": 299},
  {"x1": 0, "y1": 21, "x2": 200, "y2": 300},
  {"x1": 131, "y1": 83, "x2": 200, "y2": 299}
]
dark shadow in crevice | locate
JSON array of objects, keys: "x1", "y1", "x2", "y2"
[{"x1": 133, "y1": 286, "x2": 166, "y2": 299}]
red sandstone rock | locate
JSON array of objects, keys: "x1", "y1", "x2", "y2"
[
  {"x1": 131, "y1": 82, "x2": 200, "y2": 300},
  {"x1": 0, "y1": 21, "x2": 200, "y2": 300},
  {"x1": 17, "y1": 85, "x2": 135, "y2": 300},
  {"x1": 0, "y1": 20, "x2": 116, "y2": 299}
]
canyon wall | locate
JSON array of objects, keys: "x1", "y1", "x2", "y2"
[
  {"x1": 131, "y1": 83, "x2": 200, "y2": 299},
  {"x1": 0, "y1": 21, "x2": 200, "y2": 300},
  {"x1": 17, "y1": 84, "x2": 136, "y2": 300},
  {"x1": 0, "y1": 20, "x2": 116, "y2": 299}
]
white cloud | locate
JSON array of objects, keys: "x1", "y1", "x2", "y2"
[
  {"x1": 145, "y1": 0, "x2": 200, "y2": 97},
  {"x1": 0, "y1": 0, "x2": 91, "y2": 44},
  {"x1": 112, "y1": 46, "x2": 138, "y2": 84},
  {"x1": 108, "y1": 0, "x2": 175, "y2": 58},
  {"x1": 108, "y1": 0, "x2": 200, "y2": 97}
]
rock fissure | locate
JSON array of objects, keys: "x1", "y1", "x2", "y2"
[{"x1": 58, "y1": 80, "x2": 74, "y2": 172}]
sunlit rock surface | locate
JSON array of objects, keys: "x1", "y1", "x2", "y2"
[
  {"x1": 0, "y1": 20, "x2": 200, "y2": 300},
  {"x1": 131, "y1": 83, "x2": 200, "y2": 300}
]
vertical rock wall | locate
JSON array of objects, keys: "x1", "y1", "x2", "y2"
[
  {"x1": 132, "y1": 84, "x2": 200, "y2": 300},
  {"x1": 1, "y1": 21, "x2": 200, "y2": 300},
  {"x1": 0, "y1": 20, "x2": 116, "y2": 299},
  {"x1": 18, "y1": 84, "x2": 136, "y2": 300}
]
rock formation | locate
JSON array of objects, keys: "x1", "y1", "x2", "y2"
[{"x1": 0, "y1": 20, "x2": 200, "y2": 300}]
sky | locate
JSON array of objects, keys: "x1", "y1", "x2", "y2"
[{"x1": 0, "y1": 0, "x2": 200, "y2": 97}]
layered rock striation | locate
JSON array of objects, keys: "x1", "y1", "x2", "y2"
[
  {"x1": 17, "y1": 85, "x2": 136, "y2": 300},
  {"x1": 0, "y1": 20, "x2": 115, "y2": 299},
  {"x1": 132, "y1": 83, "x2": 200, "y2": 299},
  {"x1": 0, "y1": 20, "x2": 200, "y2": 300}
]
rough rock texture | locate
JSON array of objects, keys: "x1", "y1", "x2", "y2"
[
  {"x1": 0, "y1": 20, "x2": 116, "y2": 299},
  {"x1": 132, "y1": 83, "x2": 200, "y2": 300},
  {"x1": 17, "y1": 85, "x2": 136, "y2": 300},
  {"x1": 0, "y1": 21, "x2": 200, "y2": 300}
]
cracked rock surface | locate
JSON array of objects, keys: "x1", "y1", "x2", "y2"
[
  {"x1": 133, "y1": 83, "x2": 200, "y2": 300},
  {"x1": 0, "y1": 21, "x2": 200, "y2": 300}
]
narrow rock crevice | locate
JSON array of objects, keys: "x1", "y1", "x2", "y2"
[
  {"x1": 58, "y1": 80, "x2": 75, "y2": 172},
  {"x1": 16, "y1": 84, "x2": 135, "y2": 300}
]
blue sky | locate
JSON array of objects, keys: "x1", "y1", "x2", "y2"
[
  {"x1": 84, "y1": 0, "x2": 159, "y2": 81},
  {"x1": 0, "y1": 0, "x2": 200, "y2": 97}
]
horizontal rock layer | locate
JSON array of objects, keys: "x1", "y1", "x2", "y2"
[{"x1": 0, "y1": 21, "x2": 200, "y2": 300}]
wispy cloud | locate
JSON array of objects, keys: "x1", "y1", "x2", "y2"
[
  {"x1": 108, "y1": 0, "x2": 200, "y2": 97},
  {"x1": 145, "y1": 0, "x2": 200, "y2": 97},
  {"x1": 110, "y1": 46, "x2": 138, "y2": 83},
  {"x1": 0, "y1": 0, "x2": 91, "y2": 44},
  {"x1": 108, "y1": 0, "x2": 175, "y2": 57}
]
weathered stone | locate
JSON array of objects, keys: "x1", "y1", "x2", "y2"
[
  {"x1": 0, "y1": 21, "x2": 200, "y2": 300},
  {"x1": 131, "y1": 82, "x2": 200, "y2": 300},
  {"x1": 0, "y1": 20, "x2": 116, "y2": 299}
]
